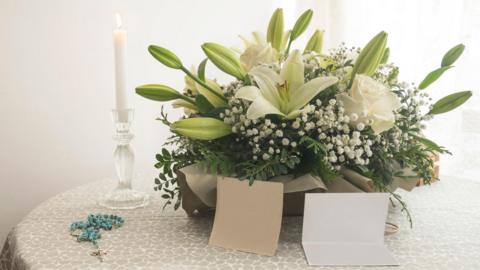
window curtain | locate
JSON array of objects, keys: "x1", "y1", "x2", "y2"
[{"x1": 293, "y1": 0, "x2": 480, "y2": 179}]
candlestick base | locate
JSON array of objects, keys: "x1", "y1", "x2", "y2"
[{"x1": 99, "y1": 184, "x2": 150, "y2": 210}]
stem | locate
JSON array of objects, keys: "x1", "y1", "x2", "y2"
[
  {"x1": 179, "y1": 95, "x2": 196, "y2": 105},
  {"x1": 181, "y1": 67, "x2": 227, "y2": 102},
  {"x1": 284, "y1": 39, "x2": 293, "y2": 57}
]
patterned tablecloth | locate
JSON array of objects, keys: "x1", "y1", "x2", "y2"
[{"x1": 1, "y1": 176, "x2": 480, "y2": 270}]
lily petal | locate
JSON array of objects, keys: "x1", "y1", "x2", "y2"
[
  {"x1": 281, "y1": 50, "x2": 304, "y2": 92},
  {"x1": 172, "y1": 99, "x2": 197, "y2": 111},
  {"x1": 195, "y1": 79, "x2": 227, "y2": 107},
  {"x1": 235, "y1": 86, "x2": 262, "y2": 101},
  {"x1": 250, "y1": 66, "x2": 283, "y2": 107},
  {"x1": 246, "y1": 96, "x2": 285, "y2": 119},
  {"x1": 288, "y1": 76, "x2": 338, "y2": 112}
]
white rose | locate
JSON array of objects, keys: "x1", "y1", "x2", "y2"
[
  {"x1": 337, "y1": 75, "x2": 401, "y2": 134},
  {"x1": 239, "y1": 32, "x2": 278, "y2": 71}
]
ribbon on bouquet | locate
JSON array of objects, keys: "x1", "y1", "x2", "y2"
[{"x1": 176, "y1": 163, "x2": 419, "y2": 216}]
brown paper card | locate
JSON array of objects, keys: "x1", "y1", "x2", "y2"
[{"x1": 208, "y1": 177, "x2": 283, "y2": 256}]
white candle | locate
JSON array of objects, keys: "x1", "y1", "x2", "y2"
[{"x1": 113, "y1": 13, "x2": 128, "y2": 119}]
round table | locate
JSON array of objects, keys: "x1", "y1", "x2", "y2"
[{"x1": 1, "y1": 177, "x2": 480, "y2": 270}]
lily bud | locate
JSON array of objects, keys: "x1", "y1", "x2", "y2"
[
  {"x1": 304, "y1": 30, "x2": 324, "y2": 54},
  {"x1": 171, "y1": 117, "x2": 232, "y2": 140},
  {"x1": 351, "y1": 31, "x2": 388, "y2": 78},
  {"x1": 380, "y1": 47, "x2": 390, "y2": 65},
  {"x1": 201, "y1": 43, "x2": 246, "y2": 80},
  {"x1": 290, "y1": 9, "x2": 313, "y2": 42},
  {"x1": 136, "y1": 84, "x2": 186, "y2": 102},
  {"x1": 148, "y1": 45, "x2": 183, "y2": 69},
  {"x1": 267, "y1": 8, "x2": 284, "y2": 51}
]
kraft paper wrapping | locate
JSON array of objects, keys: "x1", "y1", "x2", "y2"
[{"x1": 176, "y1": 164, "x2": 420, "y2": 216}]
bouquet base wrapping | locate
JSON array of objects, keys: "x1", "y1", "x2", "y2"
[{"x1": 176, "y1": 164, "x2": 419, "y2": 217}]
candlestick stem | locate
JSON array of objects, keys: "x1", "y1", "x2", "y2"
[{"x1": 99, "y1": 109, "x2": 149, "y2": 209}]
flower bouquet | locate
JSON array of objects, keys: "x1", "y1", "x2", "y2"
[{"x1": 136, "y1": 8, "x2": 471, "y2": 221}]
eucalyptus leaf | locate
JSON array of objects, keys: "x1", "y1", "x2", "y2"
[
  {"x1": 418, "y1": 66, "x2": 453, "y2": 90},
  {"x1": 198, "y1": 58, "x2": 208, "y2": 82},
  {"x1": 441, "y1": 44, "x2": 465, "y2": 67},
  {"x1": 290, "y1": 9, "x2": 313, "y2": 41},
  {"x1": 429, "y1": 91, "x2": 472, "y2": 114}
]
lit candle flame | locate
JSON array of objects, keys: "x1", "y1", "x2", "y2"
[{"x1": 115, "y1": 13, "x2": 122, "y2": 28}]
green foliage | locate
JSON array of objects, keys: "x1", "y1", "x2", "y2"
[
  {"x1": 418, "y1": 66, "x2": 453, "y2": 90},
  {"x1": 429, "y1": 91, "x2": 472, "y2": 114},
  {"x1": 154, "y1": 147, "x2": 193, "y2": 210},
  {"x1": 195, "y1": 95, "x2": 214, "y2": 114},
  {"x1": 441, "y1": 44, "x2": 465, "y2": 67}
]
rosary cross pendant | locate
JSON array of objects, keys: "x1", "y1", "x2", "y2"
[{"x1": 90, "y1": 249, "x2": 107, "y2": 262}]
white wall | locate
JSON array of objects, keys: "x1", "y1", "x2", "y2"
[
  {"x1": 1, "y1": 0, "x2": 478, "y2": 245},
  {"x1": 0, "y1": 0, "x2": 289, "y2": 244}
]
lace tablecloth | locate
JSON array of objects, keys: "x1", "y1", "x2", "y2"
[{"x1": 1, "y1": 177, "x2": 480, "y2": 270}]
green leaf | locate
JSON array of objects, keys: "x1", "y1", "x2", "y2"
[
  {"x1": 415, "y1": 136, "x2": 451, "y2": 154},
  {"x1": 195, "y1": 95, "x2": 215, "y2": 114},
  {"x1": 419, "y1": 66, "x2": 453, "y2": 90},
  {"x1": 148, "y1": 45, "x2": 183, "y2": 69},
  {"x1": 441, "y1": 44, "x2": 465, "y2": 67},
  {"x1": 429, "y1": 91, "x2": 472, "y2": 114},
  {"x1": 267, "y1": 8, "x2": 284, "y2": 51},
  {"x1": 198, "y1": 58, "x2": 208, "y2": 82},
  {"x1": 290, "y1": 9, "x2": 313, "y2": 41}
]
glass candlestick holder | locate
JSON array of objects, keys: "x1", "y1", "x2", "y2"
[{"x1": 99, "y1": 109, "x2": 149, "y2": 209}]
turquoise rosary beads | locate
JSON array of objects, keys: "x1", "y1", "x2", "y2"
[{"x1": 70, "y1": 214, "x2": 124, "y2": 261}]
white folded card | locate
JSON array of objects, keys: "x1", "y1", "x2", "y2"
[{"x1": 302, "y1": 193, "x2": 398, "y2": 266}]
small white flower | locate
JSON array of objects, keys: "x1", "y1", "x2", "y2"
[
  {"x1": 275, "y1": 130, "x2": 284, "y2": 137},
  {"x1": 350, "y1": 113, "x2": 359, "y2": 122},
  {"x1": 282, "y1": 138, "x2": 290, "y2": 146},
  {"x1": 292, "y1": 121, "x2": 301, "y2": 129},
  {"x1": 262, "y1": 153, "x2": 270, "y2": 160},
  {"x1": 291, "y1": 142, "x2": 297, "y2": 148},
  {"x1": 329, "y1": 99, "x2": 336, "y2": 106},
  {"x1": 268, "y1": 147, "x2": 274, "y2": 154},
  {"x1": 269, "y1": 140, "x2": 274, "y2": 145},
  {"x1": 356, "y1": 122, "x2": 365, "y2": 131}
]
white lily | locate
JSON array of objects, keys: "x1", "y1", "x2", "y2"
[
  {"x1": 239, "y1": 32, "x2": 279, "y2": 71},
  {"x1": 235, "y1": 50, "x2": 338, "y2": 119}
]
